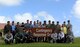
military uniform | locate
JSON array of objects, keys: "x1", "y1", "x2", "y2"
[
  {"x1": 4, "y1": 24, "x2": 12, "y2": 34},
  {"x1": 67, "y1": 23, "x2": 74, "y2": 43},
  {"x1": 55, "y1": 25, "x2": 61, "y2": 33},
  {"x1": 22, "y1": 31, "x2": 28, "y2": 43},
  {"x1": 14, "y1": 32, "x2": 24, "y2": 43}
]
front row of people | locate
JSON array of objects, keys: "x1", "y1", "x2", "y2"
[
  {"x1": 50, "y1": 29, "x2": 74, "y2": 43},
  {"x1": 4, "y1": 29, "x2": 74, "y2": 44},
  {"x1": 4, "y1": 29, "x2": 33, "y2": 44}
]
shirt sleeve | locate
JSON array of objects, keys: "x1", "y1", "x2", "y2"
[
  {"x1": 61, "y1": 32, "x2": 64, "y2": 38},
  {"x1": 9, "y1": 34, "x2": 13, "y2": 40},
  {"x1": 4, "y1": 34, "x2": 8, "y2": 40}
]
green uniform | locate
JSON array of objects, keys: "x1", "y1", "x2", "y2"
[
  {"x1": 46, "y1": 24, "x2": 52, "y2": 28},
  {"x1": 55, "y1": 25, "x2": 61, "y2": 33}
]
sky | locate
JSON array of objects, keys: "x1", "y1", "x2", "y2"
[{"x1": 0, "y1": 0, "x2": 80, "y2": 37}]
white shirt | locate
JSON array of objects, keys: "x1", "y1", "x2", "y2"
[
  {"x1": 58, "y1": 32, "x2": 64, "y2": 39},
  {"x1": 51, "y1": 33, "x2": 57, "y2": 39},
  {"x1": 5, "y1": 33, "x2": 13, "y2": 41}
]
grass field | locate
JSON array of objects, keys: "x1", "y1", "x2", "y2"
[{"x1": 0, "y1": 38, "x2": 80, "y2": 47}]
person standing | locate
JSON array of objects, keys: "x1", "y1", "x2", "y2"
[
  {"x1": 67, "y1": 20, "x2": 72, "y2": 34},
  {"x1": 24, "y1": 20, "x2": 30, "y2": 29},
  {"x1": 15, "y1": 22, "x2": 20, "y2": 33},
  {"x1": 42, "y1": 21, "x2": 47, "y2": 42},
  {"x1": 11, "y1": 21, "x2": 16, "y2": 39},
  {"x1": 38, "y1": 22, "x2": 42, "y2": 28},
  {"x1": 36, "y1": 20, "x2": 39, "y2": 26},
  {"x1": 42, "y1": 21, "x2": 47, "y2": 28},
  {"x1": 51, "y1": 21, "x2": 56, "y2": 32},
  {"x1": 66, "y1": 20, "x2": 74, "y2": 43},
  {"x1": 46, "y1": 20, "x2": 52, "y2": 28},
  {"x1": 61, "y1": 21, "x2": 67, "y2": 43},
  {"x1": 63, "y1": 21, "x2": 67, "y2": 27},
  {"x1": 4, "y1": 21, "x2": 12, "y2": 34},
  {"x1": 55, "y1": 21, "x2": 61, "y2": 33},
  {"x1": 30, "y1": 21, "x2": 33, "y2": 28},
  {"x1": 33, "y1": 21, "x2": 38, "y2": 28}
]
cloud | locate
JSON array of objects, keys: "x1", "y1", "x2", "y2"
[
  {"x1": 14, "y1": 13, "x2": 33, "y2": 23},
  {"x1": 62, "y1": 12, "x2": 72, "y2": 20},
  {"x1": 72, "y1": 0, "x2": 80, "y2": 19},
  {"x1": 0, "y1": 11, "x2": 55, "y2": 23},
  {"x1": 0, "y1": 16, "x2": 12, "y2": 23},
  {"x1": 34, "y1": 11, "x2": 55, "y2": 21},
  {"x1": 14, "y1": 11, "x2": 55, "y2": 23},
  {"x1": 0, "y1": 0, "x2": 23, "y2": 6}
]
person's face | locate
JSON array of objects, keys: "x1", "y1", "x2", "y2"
[
  {"x1": 68, "y1": 20, "x2": 70, "y2": 24},
  {"x1": 48, "y1": 21, "x2": 51, "y2": 24},
  {"x1": 63, "y1": 22, "x2": 66, "y2": 24},
  {"x1": 17, "y1": 22, "x2": 19, "y2": 25},
  {"x1": 52, "y1": 21, "x2": 54, "y2": 24},
  {"x1": 7, "y1": 21, "x2": 10, "y2": 25},
  {"x1": 34, "y1": 21, "x2": 36, "y2": 25},
  {"x1": 37, "y1": 20, "x2": 39, "y2": 24},
  {"x1": 22, "y1": 22, "x2": 24, "y2": 25},
  {"x1": 68, "y1": 22, "x2": 70, "y2": 24},
  {"x1": 39, "y1": 22, "x2": 41, "y2": 25},
  {"x1": 12, "y1": 23, "x2": 14, "y2": 25},
  {"x1": 44, "y1": 21, "x2": 46, "y2": 24},
  {"x1": 30, "y1": 21, "x2": 32, "y2": 24},
  {"x1": 12, "y1": 22, "x2": 14, "y2": 25},
  {"x1": 57, "y1": 22, "x2": 59, "y2": 25},
  {"x1": 27, "y1": 20, "x2": 29, "y2": 23}
]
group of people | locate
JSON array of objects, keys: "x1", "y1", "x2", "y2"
[{"x1": 3, "y1": 20, "x2": 74, "y2": 44}]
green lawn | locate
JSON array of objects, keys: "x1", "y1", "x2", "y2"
[{"x1": 0, "y1": 38, "x2": 80, "y2": 47}]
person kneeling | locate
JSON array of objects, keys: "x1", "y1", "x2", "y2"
[
  {"x1": 22, "y1": 29, "x2": 28, "y2": 43},
  {"x1": 66, "y1": 31, "x2": 74, "y2": 43},
  {"x1": 4, "y1": 31, "x2": 13, "y2": 44},
  {"x1": 14, "y1": 32, "x2": 24, "y2": 44},
  {"x1": 50, "y1": 31, "x2": 57, "y2": 43},
  {"x1": 57, "y1": 30, "x2": 64, "y2": 43}
]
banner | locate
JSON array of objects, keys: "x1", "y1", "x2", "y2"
[{"x1": 27, "y1": 28, "x2": 53, "y2": 37}]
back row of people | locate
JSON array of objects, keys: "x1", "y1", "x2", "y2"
[{"x1": 4, "y1": 20, "x2": 72, "y2": 33}]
